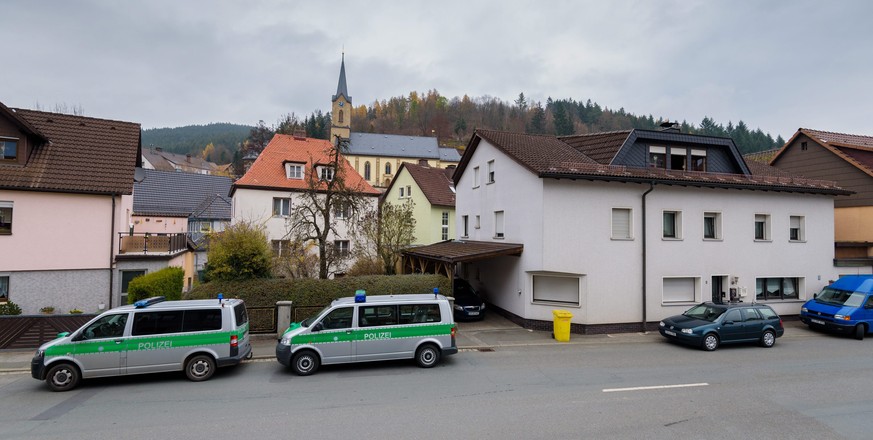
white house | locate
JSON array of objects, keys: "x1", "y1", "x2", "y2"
[
  {"x1": 439, "y1": 127, "x2": 849, "y2": 333},
  {"x1": 231, "y1": 133, "x2": 380, "y2": 277}
]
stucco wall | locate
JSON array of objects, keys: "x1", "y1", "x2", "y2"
[{"x1": 4, "y1": 269, "x2": 110, "y2": 315}]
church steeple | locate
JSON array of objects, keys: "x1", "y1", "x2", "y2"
[{"x1": 330, "y1": 53, "x2": 351, "y2": 143}]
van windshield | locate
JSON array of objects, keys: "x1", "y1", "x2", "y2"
[
  {"x1": 816, "y1": 287, "x2": 866, "y2": 307},
  {"x1": 301, "y1": 306, "x2": 331, "y2": 328}
]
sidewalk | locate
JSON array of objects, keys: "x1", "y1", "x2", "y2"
[{"x1": 1, "y1": 315, "x2": 811, "y2": 373}]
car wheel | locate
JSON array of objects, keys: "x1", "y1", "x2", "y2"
[
  {"x1": 855, "y1": 324, "x2": 866, "y2": 341},
  {"x1": 415, "y1": 344, "x2": 441, "y2": 368},
  {"x1": 185, "y1": 354, "x2": 216, "y2": 382},
  {"x1": 702, "y1": 333, "x2": 720, "y2": 351},
  {"x1": 291, "y1": 350, "x2": 320, "y2": 376},
  {"x1": 760, "y1": 330, "x2": 776, "y2": 348},
  {"x1": 46, "y1": 363, "x2": 80, "y2": 392}
]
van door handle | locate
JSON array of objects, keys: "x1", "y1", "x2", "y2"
[
  {"x1": 114, "y1": 339, "x2": 123, "y2": 345},
  {"x1": 345, "y1": 330, "x2": 352, "y2": 335}
]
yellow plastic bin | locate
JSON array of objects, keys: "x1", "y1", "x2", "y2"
[{"x1": 552, "y1": 309, "x2": 573, "y2": 342}]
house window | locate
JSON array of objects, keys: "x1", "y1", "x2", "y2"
[
  {"x1": 338, "y1": 110, "x2": 344, "y2": 123},
  {"x1": 319, "y1": 166, "x2": 335, "y2": 181},
  {"x1": 703, "y1": 212, "x2": 721, "y2": 240},
  {"x1": 364, "y1": 162, "x2": 371, "y2": 181},
  {"x1": 199, "y1": 222, "x2": 212, "y2": 233},
  {"x1": 756, "y1": 277, "x2": 800, "y2": 301},
  {"x1": 648, "y1": 146, "x2": 667, "y2": 168},
  {"x1": 1, "y1": 139, "x2": 18, "y2": 160},
  {"x1": 475, "y1": 215, "x2": 480, "y2": 229},
  {"x1": 663, "y1": 210, "x2": 682, "y2": 239},
  {"x1": 473, "y1": 166, "x2": 480, "y2": 188},
  {"x1": 385, "y1": 163, "x2": 392, "y2": 175},
  {"x1": 532, "y1": 274, "x2": 581, "y2": 306},
  {"x1": 690, "y1": 149, "x2": 707, "y2": 172},
  {"x1": 272, "y1": 198, "x2": 292, "y2": 217},
  {"x1": 334, "y1": 202, "x2": 351, "y2": 220},
  {"x1": 789, "y1": 216, "x2": 805, "y2": 241},
  {"x1": 0, "y1": 276, "x2": 8, "y2": 303},
  {"x1": 120, "y1": 270, "x2": 146, "y2": 305},
  {"x1": 462, "y1": 215, "x2": 469, "y2": 238},
  {"x1": 755, "y1": 214, "x2": 771, "y2": 241},
  {"x1": 0, "y1": 201, "x2": 12, "y2": 235},
  {"x1": 334, "y1": 240, "x2": 350, "y2": 256},
  {"x1": 487, "y1": 160, "x2": 495, "y2": 183},
  {"x1": 663, "y1": 277, "x2": 698, "y2": 303},
  {"x1": 406, "y1": 185, "x2": 412, "y2": 197},
  {"x1": 285, "y1": 163, "x2": 304, "y2": 179},
  {"x1": 272, "y1": 239, "x2": 291, "y2": 256},
  {"x1": 441, "y1": 212, "x2": 449, "y2": 241},
  {"x1": 801, "y1": 141, "x2": 807, "y2": 151},
  {"x1": 611, "y1": 208, "x2": 632, "y2": 240},
  {"x1": 399, "y1": 187, "x2": 405, "y2": 198},
  {"x1": 670, "y1": 148, "x2": 687, "y2": 171},
  {"x1": 494, "y1": 210, "x2": 504, "y2": 238}
]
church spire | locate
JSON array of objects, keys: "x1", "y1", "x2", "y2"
[{"x1": 332, "y1": 52, "x2": 351, "y2": 104}]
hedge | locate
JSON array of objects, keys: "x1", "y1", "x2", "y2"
[
  {"x1": 128, "y1": 266, "x2": 185, "y2": 304},
  {"x1": 185, "y1": 274, "x2": 452, "y2": 308}
]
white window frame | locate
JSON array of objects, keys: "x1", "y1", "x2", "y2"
[
  {"x1": 473, "y1": 166, "x2": 480, "y2": 188},
  {"x1": 334, "y1": 202, "x2": 350, "y2": 220},
  {"x1": 703, "y1": 211, "x2": 722, "y2": 240},
  {"x1": 531, "y1": 273, "x2": 583, "y2": 307},
  {"x1": 475, "y1": 215, "x2": 481, "y2": 229},
  {"x1": 494, "y1": 210, "x2": 504, "y2": 239},
  {"x1": 0, "y1": 201, "x2": 12, "y2": 235},
  {"x1": 662, "y1": 210, "x2": 682, "y2": 240},
  {"x1": 318, "y1": 166, "x2": 335, "y2": 181},
  {"x1": 690, "y1": 149, "x2": 707, "y2": 172},
  {"x1": 399, "y1": 187, "x2": 405, "y2": 198},
  {"x1": 0, "y1": 275, "x2": 9, "y2": 303},
  {"x1": 789, "y1": 215, "x2": 805, "y2": 242},
  {"x1": 406, "y1": 185, "x2": 412, "y2": 198},
  {"x1": 487, "y1": 160, "x2": 495, "y2": 184},
  {"x1": 611, "y1": 208, "x2": 633, "y2": 240},
  {"x1": 462, "y1": 215, "x2": 469, "y2": 238},
  {"x1": 648, "y1": 146, "x2": 666, "y2": 168},
  {"x1": 272, "y1": 198, "x2": 292, "y2": 217},
  {"x1": 285, "y1": 163, "x2": 304, "y2": 179},
  {"x1": 662, "y1": 277, "x2": 699, "y2": 303},
  {"x1": 333, "y1": 240, "x2": 350, "y2": 256},
  {"x1": 755, "y1": 213, "x2": 771, "y2": 241},
  {"x1": 441, "y1": 212, "x2": 449, "y2": 241}
]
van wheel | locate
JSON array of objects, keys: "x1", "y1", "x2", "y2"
[
  {"x1": 760, "y1": 330, "x2": 776, "y2": 348},
  {"x1": 855, "y1": 324, "x2": 866, "y2": 341},
  {"x1": 185, "y1": 355, "x2": 216, "y2": 382},
  {"x1": 415, "y1": 344, "x2": 441, "y2": 368},
  {"x1": 291, "y1": 350, "x2": 320, "y2": 376},
  {"x1": 46, "y1": 363, "x2": 80, "y2": 392},
  {"x1": 702, "y1": 334, "x2": 720, "y2": 351}
]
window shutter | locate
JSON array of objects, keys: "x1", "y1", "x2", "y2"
[{"x1": 612, "y1": 208, "x2": 631, "y2": 239}]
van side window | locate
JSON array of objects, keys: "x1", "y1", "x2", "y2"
[
  {"x1": 183, "y1": 309, "x2": 223, "y2": 332},
  {"x1": 399, "y1": 304, "x2": 441, "y2": 324},
  {"x1": 320, "y1": 307, "x2": 353, "y2": 330},
  {"x1": 132, "y1": 311, "x2": 184, "y2": 336},
  {"x1": 359, "y1": 305, "x2": 397, "y2": 327},
  {"x1": 82, "y1": 314, "x2": 128, "y2": 340}
]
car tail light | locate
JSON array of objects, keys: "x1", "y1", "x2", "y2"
[
  {"x1": 451, "y1": 325, "x2": 457, "y2": 338},
  {"x1": 779, "y1": 318, "x2": 783, "y2": 328},
  {"x1": 230, "y1": 335, "x2": 239, "y2": 348}
]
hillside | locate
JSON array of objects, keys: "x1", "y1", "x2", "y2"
[{"x1": 142, "y1": 123, "x2": 252, "y2": 164}]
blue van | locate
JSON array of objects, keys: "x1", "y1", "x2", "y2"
[{"x1": 800, "y1": 275, "x2": 873, "y2": 340}]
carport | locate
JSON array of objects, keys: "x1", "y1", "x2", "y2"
[{"x1": 401, "y1": 240, "x2": 523, "y2": 278}]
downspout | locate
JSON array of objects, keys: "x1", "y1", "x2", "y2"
[
  {"x1": 109, "y1": 194, "x2": 117, "y2": 310},
  {"x1": 641, "y1": 182, "x2": 655, "y2": 332}
]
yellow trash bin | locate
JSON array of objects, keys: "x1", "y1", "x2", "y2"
[{"x1": 552, "y1": 309, "x2": 573, "y2": 342}]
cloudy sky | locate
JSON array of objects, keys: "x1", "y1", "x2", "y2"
[{"x1": 3, "y1": 1, "x2": 871, "y2": 139}]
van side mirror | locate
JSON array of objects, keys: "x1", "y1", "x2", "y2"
[
  {"x1": 56, "y1": 332, "x2": 70, "y2": 339},
  {"x1": 312, "y1": 322, "x2": 324, "y2": 332},
  {"x1": 813, "y1": 293, "x2": 818, "y2": 299}
]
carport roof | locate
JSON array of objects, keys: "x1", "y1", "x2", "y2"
[{"x1": 403, "y1": 240, "x2": 523, "y2": 263}]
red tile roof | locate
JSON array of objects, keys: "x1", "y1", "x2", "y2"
[
  {"x1": 0, "y1": 108, "x2": 140, "y2": 195},
  {"x1": 559, "y1": 130, "x2": 632, "y2": 164},
  {"x1": 232, "y1": 134, "x2": 379, "y2": 195},
  {"x1": 403, "y1": 163, "x2": 455, "y2": 208}
]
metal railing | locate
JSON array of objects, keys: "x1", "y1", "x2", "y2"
[{"x1": 118, "y1": 232, "x2": 188, "y2": 255}]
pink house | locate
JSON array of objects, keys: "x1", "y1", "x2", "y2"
[{"x1": 0, "y1": 102, "x2": 141, "y2": 314}]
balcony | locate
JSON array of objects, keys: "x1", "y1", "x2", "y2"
[{"x1": 118, "y1": 233, "x2": 188, "y2": 255}]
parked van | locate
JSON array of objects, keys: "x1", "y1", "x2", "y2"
[
  {"x1": 276, "y1": 292, "x2": 458, "y2": 375},
  {"x1": 800, "y1": 275, "x2": 873, "y2": 340},
  {"x1": 32, "y1": 296, "x2": 252, "y2": 391}
]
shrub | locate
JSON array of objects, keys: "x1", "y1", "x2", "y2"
[
  {"x1": 185, "y1": 274, "x2": 451, "y2": 308},
  {"x1": 69, "y1": 309, "x2": 83, "y2": 314},
  {"x1": 39, "y1": 306, "x2": 55, "y2": 314},
  {"x1": 0, "y1": 301, "x2": 22, "y2": 315},
  {"x1": 128, "y1": 266, "x2": 185, "y2": 304},
  {"x1": 205, "y1": 221, "x2": 272, "y2": 281}
]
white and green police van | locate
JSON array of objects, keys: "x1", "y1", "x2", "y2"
[
  {"x1": 31, "y1": 296, "x2": 252, "y2": 391},
  {"x1": 276, "y1": 292, "x2": 458, "y2": 375}
]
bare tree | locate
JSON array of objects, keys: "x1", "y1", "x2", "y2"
[{"x1": 354, "y1": 200, "x2": 416, "y2": 275}]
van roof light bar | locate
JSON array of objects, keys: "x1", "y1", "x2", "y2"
[{"x1": 134, "y1": 296, "x2": 166, "y2": 308}]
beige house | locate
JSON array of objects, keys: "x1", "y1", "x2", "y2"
[{"x1": 383, "y1": 163, "x2": 456, "y2": 246}]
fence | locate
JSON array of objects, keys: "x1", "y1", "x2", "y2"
[{"x1": 0, "y1": 314, "x2": 97, "y2": 350}]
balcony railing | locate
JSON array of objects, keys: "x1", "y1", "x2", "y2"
[{"x1": 118, "y1": 232, "x2": 188, "y2": 255}]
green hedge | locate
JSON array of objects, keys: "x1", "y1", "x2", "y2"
[
  {"x1": 185, "y1": 274, "x2": 451, "y2": 307},
  {"x1": 0, "y1": 301, "x2": 22, "y2": 315},
  {"x1": 128, "y1": 266, "x2": 185, "y2": 304}
]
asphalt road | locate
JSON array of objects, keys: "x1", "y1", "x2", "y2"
[{"x1": 2, "y1": 329, "x2": 872, "y2": 439}]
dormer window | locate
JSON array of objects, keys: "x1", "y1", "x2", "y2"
[
  {"x1": 318, "y1": 165, "x2": 335, "y2": 181},
  {"x1": 648, "y1": 146, "x2": 666, "y2": 168},
  {"x1": 285, "y1": 162, "x2": 304, "y2": 179},
  {"x1": 1, "y1": 138, "x2": 18, "y2": 161},
  {"x1": 690, "y1": 149, "x2": 706, "y2": 172}
]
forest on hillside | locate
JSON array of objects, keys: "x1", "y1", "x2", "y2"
[{"x1": 142, "y1": 92, "x2": 786, "y2": 170}]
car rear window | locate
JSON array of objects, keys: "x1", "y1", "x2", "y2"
[{"x1": 233, "y1": 303, "x2": 248, "y2": 327}]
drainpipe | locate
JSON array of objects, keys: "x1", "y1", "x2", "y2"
[
  {"x1": 641, "y1": 182, "x2": 655, "y2": 332},
  {"x1": 109, "y1": 194, "x2": 117, "y2": 309}
]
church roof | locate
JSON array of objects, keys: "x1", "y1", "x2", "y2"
[
  {"x1": 346, "y1": 132, "x2": 447, "y2": 160},
  {"x1": 332, "y1": 55, "x2": 351, "y2": 104}
]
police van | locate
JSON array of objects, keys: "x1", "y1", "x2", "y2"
[
  {"x1": 31, "y1": 296, "x2": 252, "y2": 391},
  {"x1": 276, "y1": 292, "x2": 458, "y2": 375}
]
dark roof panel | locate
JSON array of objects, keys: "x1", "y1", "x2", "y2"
[
  {"x1": 134, "y1": 169, "x2": 232, "y2": 219},
  {"x1": 404, "y1": 163, "x2": 455, "y2": 207}
]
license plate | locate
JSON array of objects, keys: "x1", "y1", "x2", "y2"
[
  {"x1": 664, "y1": 330, "x2": 676, "y2": 336},
  {"x1": 811, "y1": 319, "x2": 825, "y2": 325},
  {"x1": 468, "y1": 311, "x2": 480, "y2": 316}
]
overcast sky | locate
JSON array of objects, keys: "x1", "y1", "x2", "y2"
[{"x1": 3, "y1": 1, "x2": 871, "y2": 140}]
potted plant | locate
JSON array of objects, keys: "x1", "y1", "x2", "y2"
[{"x1": 40, "y1": 306, "x2": 55, "y2": 315}]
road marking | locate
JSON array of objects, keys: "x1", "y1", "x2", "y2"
[{"x1": 603, "y1": 383, "x2": 709, "y2": 393}]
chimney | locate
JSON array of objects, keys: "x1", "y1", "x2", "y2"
[
  {"x1": 659, "y1": 121, "x2": 680, "y2": 132},
  {"x1": 418, "y1": 159, "x2": 429, "y2": 166},
  {"x1": 293, "y1": 129, "x2": 307, "y2": 141},
  {"x1": 155, "y1": 147, "x2": 163, "y2": 152},
  {"x1": 186, "y1": 154, "x2": 192, "y2": 163}
]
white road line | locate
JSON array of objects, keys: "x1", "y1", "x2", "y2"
[{"x1": 602, "y1": 383, "x2": 709, "y2": 393}]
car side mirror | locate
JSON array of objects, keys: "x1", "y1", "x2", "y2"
[
  {"x1": 724, "y1": 320, "x2": 734, "y2": 325},
  {"x1": 312, "y1": 322, "x2": 324, "y2": 332},
  {"x1": 813, "y1": 293, "x2": 818, "y2": 299}
]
